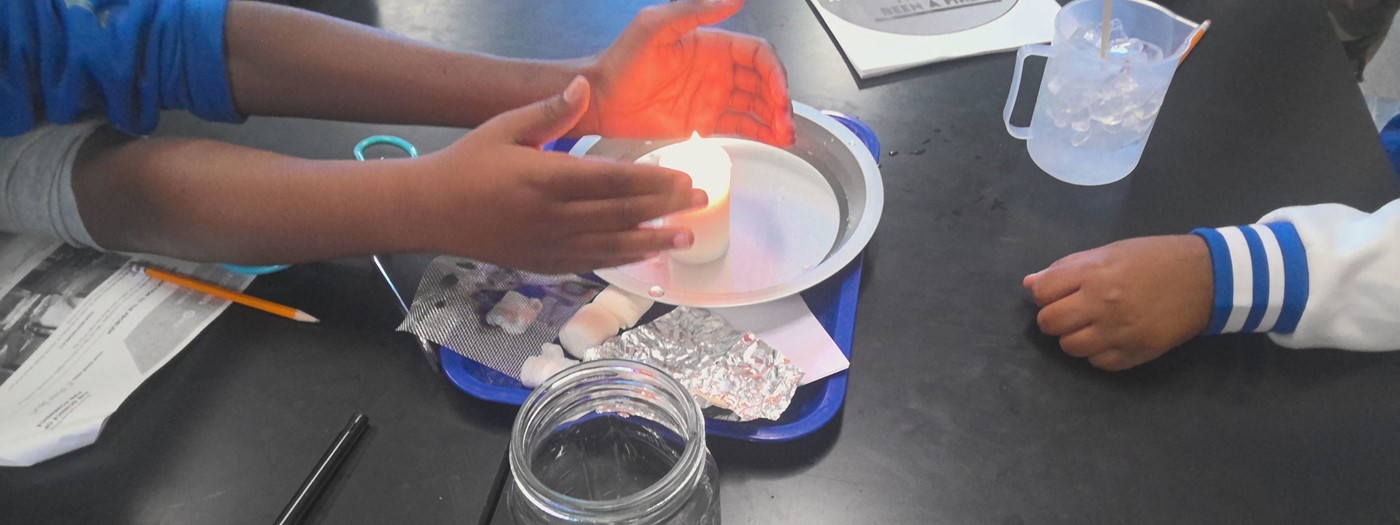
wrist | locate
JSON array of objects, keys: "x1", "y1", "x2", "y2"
[
  {"x1": 1174, "y1": 234, "x2": 1215, "y2": 338},
  {"x1": 392, "y1": 154, "x2": 452, "y2": 254}
]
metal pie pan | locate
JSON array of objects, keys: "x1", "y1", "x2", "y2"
[{"x1": 579, "y1": 102, "x2": 884, "y2": 307}]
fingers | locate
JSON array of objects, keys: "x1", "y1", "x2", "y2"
[
  {"x1": 727, "y1": 32, "x2": 787, "y2": 99},
  {"x1": 1062, "y1": 330, "x2": 1164, "y2": 372},
  {"x1": 562, "y1": 189, "x2": 706, "y2": 232},
  {"x1": 516, "y1": 227, "x2": 695, "y2": 275},
  {"x1": 1023, "y1": 270, "x2": 1042, "y2": 289},
  {"x1": 715, "y1": 111, "x2": 779, "y2": 145},
  {"x1": 541, "y1": 157, "x2": 694, "y2": 201},
  {"x1": 728, "y1": 90, "x2": 777, "y2": 123},
  {"x1": 482, "y1": 76, "x2": 591, "y2": 147},
  {"x1": 721, "y1": 89, "x2": 790, "y2": 145},
  {"x1": 1035, "y1": 292, "x2": 1093, "y2": 336},
  {"x1": 532, "y1": 155, "x2": 706, "y2": 230},
  {"x1": 635, "y1": 0, "x2": 745, "y2": 46},
  {"x1": 1088, "y1": 351, "x2": 1133, "y2": 371},
  {"x1": 1056, "y1": 327, "x2": 1135, "y2": 371},
  {"x1": 1028, "y1": 263, "x2": 1082, "y2": 307},
  {"x1": 1058, "y1": 326, "x2": 1112, "y2": 358},
  {"x1": 726, "y1": 32, "x2": 793, "y2": 145},
  {"x1": 733, "y1": 69, "x2": 763, "y2": 95}
]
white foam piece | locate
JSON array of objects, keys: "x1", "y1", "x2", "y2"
[
  {"x1": 540, "y1": 342, "x2": 565, "y2": 359},
  {"x1": 520, "y1": 353, "x2": 580, "y2": 388},
  {"x1": 590, "y1": 286, "x2": 654, "y2": 328},
  {"x1": 558, "y1": 303, "x2": 622, "y2": 358}
]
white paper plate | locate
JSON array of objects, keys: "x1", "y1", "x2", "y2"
[{"x1": 578, "y1": 103, "x2": 884, "y2": 307}]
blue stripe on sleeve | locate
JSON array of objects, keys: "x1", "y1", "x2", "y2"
[
  {"x1": 1265, "y1": 222, "x2": 1309, "y2": 334},
  {"x1": 1191, "y1": 228, "x2": 1234, "y2": 336},
  {"x1": 1237, "y1": 226, "x2": 1270, "y2": 333}
]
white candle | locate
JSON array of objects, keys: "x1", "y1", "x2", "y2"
[{"x1": 660, "y1": 132, "x2": 732, "y2": 265}]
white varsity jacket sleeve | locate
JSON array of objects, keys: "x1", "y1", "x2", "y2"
[{"x1": 1191, "y1": 199, "x2": 1400, "y2": 351}]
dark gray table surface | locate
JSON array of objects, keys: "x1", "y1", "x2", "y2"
[{"x1": 4, "y1": 0, "x2": 1400, "y2": 523}]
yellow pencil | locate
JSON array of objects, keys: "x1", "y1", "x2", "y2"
[
  {"x1": 1180, "y1": 20, "x2": 1211, "y2": 64},
  {"x1": 143, "y1": 266, "x2": 320, "y2": 323}
]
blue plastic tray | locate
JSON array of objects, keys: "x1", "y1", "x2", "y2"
[{"x1": 440, "y1": 113, "x2": 878, "y2": 442}]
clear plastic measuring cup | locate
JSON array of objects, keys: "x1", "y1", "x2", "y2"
[{"x1": 1004, "y1": 0, "x2": 1203, "y2": 186}]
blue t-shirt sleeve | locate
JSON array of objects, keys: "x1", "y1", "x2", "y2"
[{"x1": 1, "y1": 0, "x2": 242, "y2": 137}]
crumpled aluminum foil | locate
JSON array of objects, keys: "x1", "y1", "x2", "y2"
[{"x1": 584, "y1": 307, "x2": 804, "y2": 421}]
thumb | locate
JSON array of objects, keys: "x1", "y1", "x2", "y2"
[
  {"x1": 486, "y1": 75, "x2": 591, "y2": 147},
  {"x1": 634, "y1": 0, "x2": 745, "y2": 45}
]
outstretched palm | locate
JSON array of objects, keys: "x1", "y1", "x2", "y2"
[{"x1": 582, "y1": 0, "x2": 794, "y2": 146}]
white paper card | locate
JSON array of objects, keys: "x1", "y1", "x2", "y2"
[
  {"x1": 711, "y1": 295, "x2": 850, "y2": 385},
  {"x1": 0, "y1": 241, "x2": 250, "y2": 467},
  {"x1": 808, "y1": 0, "x2": 1061, "y2": 78}
]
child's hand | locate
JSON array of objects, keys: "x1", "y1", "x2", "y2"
[
  {"x1": 1024, "y1": 235, "x2": 1215, "y2": 370},
  {"x1": 581, "y1": 0, "x2": 795, "y2": 146},
  {"x1": 417, "y1": 76, "x2": 704, "y2": 274}
]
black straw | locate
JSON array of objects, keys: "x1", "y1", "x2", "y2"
[
  {"x1": 476, "y1": 448, "x2": 512, "y2": 525},
  {"x1": 275, "y1": 413, "x2": 370, "y2": 525}
]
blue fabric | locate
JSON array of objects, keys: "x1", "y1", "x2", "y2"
[
  {"x1": 1265, "y1": 222, "x2": 1309, "y2": 334},
  {"x1": 1, "y1": 0, "x2": 241, "y2": 137},
  {"x1": 1384, "y1": 112, "x2": 1400, "y2": 182},
  {"x1": 1191, "y1": 228, "x2": 1234, "y2": 336},
  {"x1": 1237, "y1": 226, "x2": 1270, "y2": 333}
]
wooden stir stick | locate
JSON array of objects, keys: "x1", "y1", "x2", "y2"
[{"x1": 1101, "y1": 0, "x2": 1112, "y2": 59}]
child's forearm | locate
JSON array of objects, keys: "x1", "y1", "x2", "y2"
[
  {"x1": 70, "y1": 129, "x2": 426, "y2": 264},
  {"x1": 224, "y1": 1, "x2": 584, "y2": 130},
  {"x1": 67, "y1": 81, "x2": 702, "y2": 274}
]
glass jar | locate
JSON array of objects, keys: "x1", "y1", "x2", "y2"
[{"x1": 507, "y1": 359, "x2": 720, "y2": 524}]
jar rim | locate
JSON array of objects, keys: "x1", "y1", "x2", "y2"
[{"x1": 509, "y1": 359, "x2": 707, "y2": 523}]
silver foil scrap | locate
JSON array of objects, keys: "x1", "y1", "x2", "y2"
[
  {"x1": 397, "y1": 257, "x2": 603, "y2": 379},
  {"x1": 584, "y1": 307, "x2": 804, "y2": 421}
]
